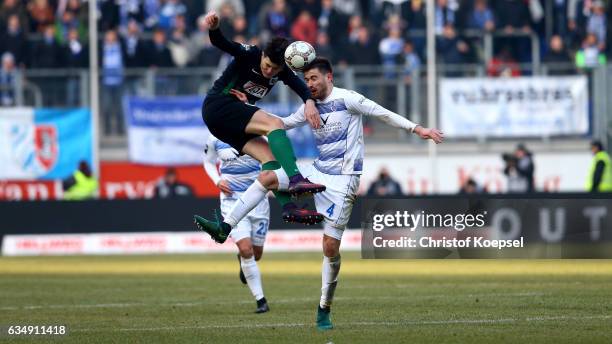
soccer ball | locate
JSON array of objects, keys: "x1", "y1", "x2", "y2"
[{"x1": 284, "y1": 41, "x2": 316, "y2": 71}]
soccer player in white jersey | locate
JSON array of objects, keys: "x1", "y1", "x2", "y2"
[
  {"x1": 215, "y1": 57, "x2": 443, "y2": 330},
  {"x1": 285, "y1": 57, "x2": 443, "y2": 330},
  {"x1": 203, "y1": 134, "x2": 271, "y2": 313}
]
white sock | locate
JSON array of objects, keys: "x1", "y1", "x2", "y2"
[
  {"x1": 225, "y1": 180, "x2": 267, "y2": 227},
  {"x1": 241, "y1": 256, "x2": 264, "y2": 301},
  {"x1": 320, "y1": 255, "x2": 341, "y2": 309}
]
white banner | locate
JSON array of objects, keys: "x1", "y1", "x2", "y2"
[
  {"x1": 353, "y1": 151, "x2": 591, "y2": 195},
  {"x1": 439, "y1": 76, "x2": 589, "y2": 137},
  {"x1": 125, "y1": 96, "x2": 209, "y2": 165},
  {"x1": 1, "y1": 230, "x2": 362, "y2": 256}
]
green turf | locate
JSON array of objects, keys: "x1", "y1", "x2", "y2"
[{"x1": 1, "y1": 253, "x2": 612, "y2": 343}]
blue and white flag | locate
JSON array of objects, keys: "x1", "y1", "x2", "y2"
[{"x1": 0, "y1": 107, "x2": 92, "y2": 180}]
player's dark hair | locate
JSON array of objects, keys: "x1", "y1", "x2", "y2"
[
  {"x1": 303, "y1": 57, "x2": 333, "y2": 75},
  {"x1": 263, "y1": 37, "x2": 290, "y2": 66}
]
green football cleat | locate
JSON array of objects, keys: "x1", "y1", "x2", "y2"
[
  {"x1": 193, "y1": 212, "x2": 230, "y2": 244},
  {"x1": 316, "y1": 306, "x2": 333, "y2": 331}
]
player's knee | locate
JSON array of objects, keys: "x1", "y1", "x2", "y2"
[
  {"x1": 236, "y1": 240, "x2": 254, "y2": 258},
  {"x1": 258, "y1": 170, "x2": 278, "y2": 189},
  {"x1": 266, "y1": 116, "x2": 284, "y2": 131},
  {"x1": 238, "y1": 246, "x2": 254, "y2": 259},
  {"x1": 323, "y1": 236, "x2": 341, "y2": 257}
]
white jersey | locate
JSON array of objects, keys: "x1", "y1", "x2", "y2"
[
  {"x1": 203, "y1": 135, "x2": 261, "y2": 192},
  {"x1": 282, "y1": 87, "x2": 417, "y2": 175}
]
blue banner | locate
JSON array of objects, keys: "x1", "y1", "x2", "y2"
[
  {"x1": 0, "y1": 108, "x2": 92, "y2": 180},
  {"x1": 35, "y1": 109, "x2": 92, "y2": 179}
]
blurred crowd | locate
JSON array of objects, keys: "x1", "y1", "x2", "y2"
[
  {"x1": 0, "y1": 0, "x2": 609, "y2": 72},
  {"x1": 0, "y1": 0, "x2": 611, "y2": 129}
]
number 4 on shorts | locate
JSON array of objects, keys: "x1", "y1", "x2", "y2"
[{"x1": 326, "y1": 204, "x2": 335, "y2": 217}]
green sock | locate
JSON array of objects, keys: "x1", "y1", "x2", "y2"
[
  {"x1": 267, "y1": 129, "x2": 300, "y2": 177},
  {"x1": 262, "y1": 161, "x2": 293, "y2": 207},
  {"x1": 272, "y1": 191, "x2": 292, "y2": 207}
]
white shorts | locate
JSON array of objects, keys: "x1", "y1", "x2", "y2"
[
  {"x1": 300, "y1": 163, "x2": 360, "y2": 241},
  {"x1": 220, "y1": 193, "x2": 270, "y2": 247}
]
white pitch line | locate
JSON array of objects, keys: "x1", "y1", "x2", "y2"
[
  {"x1": 70, "y1": 315, "x2": 612, "y2": 333},
  {"x1": 0, "y1": 292, "x2": 545, "y2": 311}
]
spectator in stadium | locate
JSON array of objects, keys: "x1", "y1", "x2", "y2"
[
  {"x1": 0, "y1": 52, "x2": 16, "y2": 106},
  {"x1": 458, "y1": 178, "x2": 486, "y2": 194},
  {"x1": 207, "y1": 0, "x2": 245, "y2": 17},
  {"x1": 406, "y1": 0, "x2": 426, "y2": 59},
  {"x1": 315, "y1": 31, "x2": 336, "y2": 64},
  {"x1": 403, "y1": 41, "x2": 421, "y2": 80},
  {"x1": 318, "y1": 0, "x2": 347, "y2": 44},
  {"x1": 101, "y1": 29, "x2": 125, "y2": 135},
  {"x1": 544, "y1": 35, "x2": 572, "y2": 63},
  {"x1": 437, "y1": 25, "x2": 475, "y2": 74},
  {"x1": 100, "y1": 0, "x2": 120, "y2": 31},
  {"x1": 63, "y1": 28, "x2": 87, "y2": 106},
  {"x1": 122, "y1": 19, "x2": 147, "y2": 68},
  {"x1": 54, "y1": 9, "x2": 82, "y2": 45},
  {"x1": 191, "y1": 33, "x2": 223, "y2": 67},
  {"x1": 291, "y1": 0, "x2": 321, "y2": 18},
  {"x1": 586, "y1": 140, "x2": 612, "y2": 192},
  {"x1": 0, "y1": 0, "x2": 29, "y2": 34},
  {"x1": 27, "y1": 0, "x2": 54, "y2": 33},
  {"x1": 291, "y1": 10, "x2": 318, "y2": 45},
  {"x1": 347, "y1": 26, "x2": 379, "y2": 65},
  {"x1": 552, "y1": 0, "x2": 569, "y2": 38},
  {"x1": 333, "y1": 0, "x2": 362, "y2": 18},
  {"x1": 379, "y1": 27, "x2": 404, "y2": 79},
  {"x1": 487, "y1": 45, "x2": 521, "y2": 77},
  {"x1": 147, "y1": 28, "x2": 174, "y2": 68},
  {"x1": 217, "y1": 3, "x2": 238, "y2": 37},
  {"x1": 466, "y1": 0, "x2": 495, "y2": 32},
  {"x1": 154, "y1": 168, "x2": 194, "y2": 198},
  {"x1": 576, "y1": 33, "x2": 607, "y2": 69},
  {"x1": 495, "y1": 0, "x2": 531, "y2": 32},
  {"x1": 232, "y1": 15, "x2": 249, "y2": 38},
  {"x1": 587, "y1": 0, "x2": 607, "y2": 51},
  {"x1": 31, "y1": 25, "x2": 61, "y2": 68},
  {"x1": 157, "y1": 0, "x2": 187, "y2": 32},
  {"x1": 543, "y1": 35, "x2": 573, "y2": 74},
  {"x1": 368, "y1": 167, "x2": 403, "y2": 196},
  {"x1": 435, "y1": 0, "x2": 457, "y2": 34},
  {"x1": 117, "y1": 0, "x2": 145, "y2": 31},
  {"x1": 346, "y1": 14, "x2": 366, "y2": 45},
  {"x1": 63, "y1": 0, "x2": 88, "y2": 30},
  {"x1": 259, "y1": 0, "x2": 291, "y2": 42},
  {"x1": 168, "y1": 16, "x2": 190, "y2": 67},
  {"x1": 63, "y1": 161, "x2": 98, "y2": 200},
  {"x1": 503, "y1": 144, "x2": 535, "y2": 193},
  {"x1": 0, "y1": 15, "x2": 29, "y2": 67}
]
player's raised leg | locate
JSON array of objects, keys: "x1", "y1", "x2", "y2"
[
  {"x1": 195, "y1": 137, "x2": 323, "y2": 243},
  {"x1": 245, "y1": 110, "x2": 326, "y2": 196}
]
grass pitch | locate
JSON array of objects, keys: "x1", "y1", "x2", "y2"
[{"x1": 1, "y1": 253, "x2": 612, "y2": 343}]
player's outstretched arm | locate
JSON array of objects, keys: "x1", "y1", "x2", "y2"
[
  {"x1": 205, "y1": 10, "x2": 246, "y2": 56},
  {"x1": 348, "y1": 91, "x2": 444, "y2": 144}
]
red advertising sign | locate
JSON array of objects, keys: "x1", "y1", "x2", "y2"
[
  {"x1": 99, "y1": 162, "x2": 218, "y2": 199},
  {"x1": 0, "y1": 162, "x2": 219, "y2": 200}
]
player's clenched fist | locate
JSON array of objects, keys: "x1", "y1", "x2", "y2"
[{"x1": 204, "y1": 10, "x2": 220, "y2": 30}]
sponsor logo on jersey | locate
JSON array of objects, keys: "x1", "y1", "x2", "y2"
[{"x1": 243, "y1": 81, "x2": 269, "y2": 98}]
